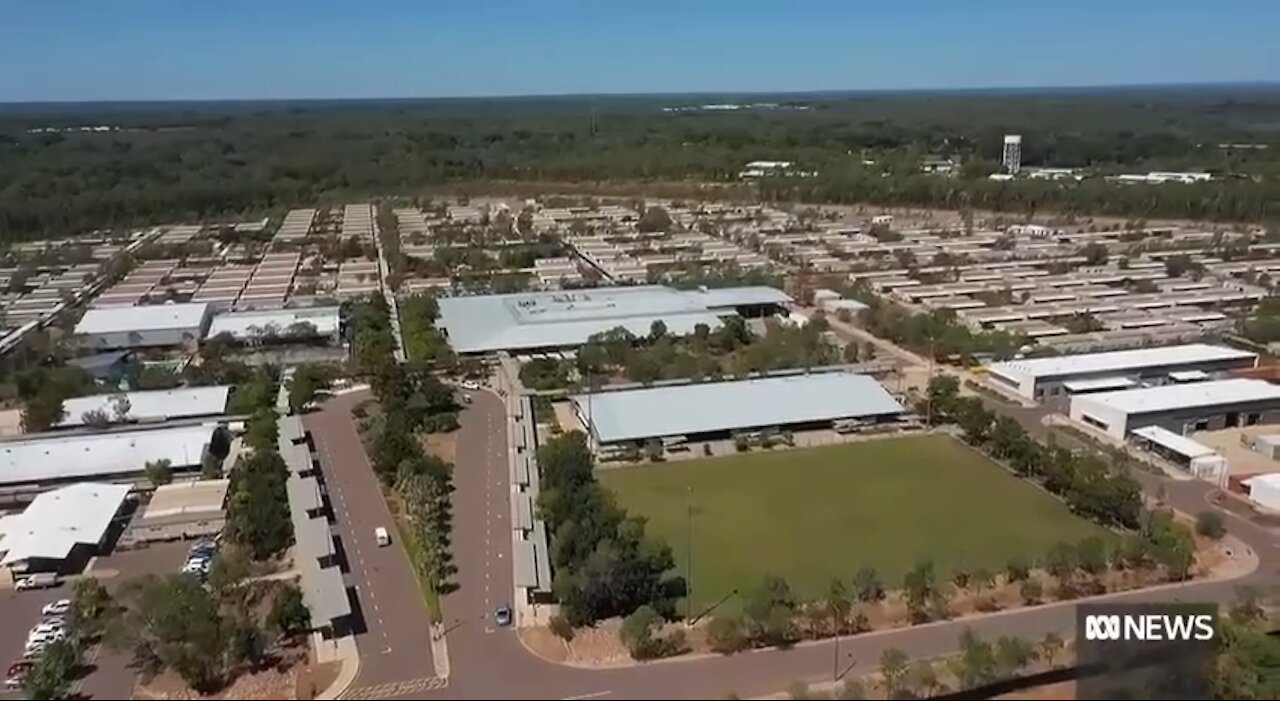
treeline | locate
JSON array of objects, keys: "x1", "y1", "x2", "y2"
[
  {"x1": 846, "y1": 284, "x2": 1026, "y2": 362},
  {"x1": 928, "y1": 376, "x2": 1145, "y2": 531},
  {"x1": 3, "y1": 88, "x2": 1278, "y2": 239},
  {"x1": 349, "y1": 297, "x2": 458, "y2": 600},
  {"x1": 537, "y1": 432, "x2": 680, "y2": 628},
  {"x1": 399, "y1": 293, "x2": 455, "y2": 367},
  {"x1": 574, "y1": 315, "x2": 837, "y2": 389},
  {"x1": 224, "y1": 375, "x2": 294, "y2": 561}
]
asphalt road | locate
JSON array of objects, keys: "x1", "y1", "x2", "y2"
[
  {"x1": 305, "y1": 395, "x2": 437, "y2": 693},
  {"x1": 320, "y1": 384, "x2": 1276, "y2": 699}
]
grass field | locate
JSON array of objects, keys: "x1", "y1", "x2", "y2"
[{"x1": 600, "y1": 435, "x2": 1108, "y2": 610}]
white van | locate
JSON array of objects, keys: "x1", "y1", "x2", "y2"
[{"x1": 374, "y1": 527, "x2": 391, "y2": 547}]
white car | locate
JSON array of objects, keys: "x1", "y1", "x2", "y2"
[
  {"x1": 460, "y1": 380, "x2": 480, "y2": 391},
  {"x1": 29, "y1": 622, "x2": 64, "y2": 637},
  {"x1": 42, "y1": 599, "x2": 71, "y2": 616}
]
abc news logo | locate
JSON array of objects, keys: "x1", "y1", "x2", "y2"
[{"x1": 1084, "y1": 613, "x2": 1216, "y2": 642}]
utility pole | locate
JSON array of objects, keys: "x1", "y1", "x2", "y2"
[{"x1": 832, "y1": 611, "x2": 840, "y2": 681}]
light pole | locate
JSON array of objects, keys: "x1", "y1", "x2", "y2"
[{"x1": 686, "y1": 485, "x2": 694, "y2": 621}]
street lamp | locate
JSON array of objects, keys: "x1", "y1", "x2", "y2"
[{"x1": 686, "y1": 485, "x2": 694, "y2": 621}]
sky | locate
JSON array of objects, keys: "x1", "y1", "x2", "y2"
[{"x1": 2, "y1": 0, "x2": 1277, "y2": 102}]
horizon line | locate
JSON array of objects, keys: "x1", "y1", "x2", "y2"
[{"x1": 3, "y1": 80, "x2": 1279, "y2": 108}]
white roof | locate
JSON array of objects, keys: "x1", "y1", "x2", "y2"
[
  {"x1": 1062, "y1": 376, "x2": 1137, "y2": 393},
  {"x1": 0, "y1": 483, "x2": 131, "y2": 565},
  {"x1": 207, "y1": 306, "x2": 340, "y2": 340},
  {"x1": 1076, "y1": 379, "x2": 1280, "y2": 416},
  {"x1": 1169, "y1": 369, "x2": 1210, "y2": 382},
  {"x1": 1242, "y1": 472, "x2": 1280, "y2": 489},
  {"x1": 0, "y1": 424, "x2": 217, "y2": 486},
  {"x1": 58, "y1": 386, "x2": 230, "y2": 427},
  {"x1": 574, "y1": 373, "x2": 903, "y2": 444},
  {"x1": 75, "y1": 303, "x2": 210, "y2": 334},
  {"x1": 989, "y1": 344, "x2": 1255, "y2": 381},
  {"x1": 1131, "y1": 425, "x2": 1218, "y2": 459}
]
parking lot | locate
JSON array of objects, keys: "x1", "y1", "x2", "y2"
[{"x1": 0, "y1": 540, "x2": 191, "y2": 698}]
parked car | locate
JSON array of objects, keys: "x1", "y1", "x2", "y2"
[
  {"x1": 375, "y1": 527, "x2": 391, "y2": 547},
  {"x1": 41, "y1": 599, "x2": 71, "y2": 616},
  {"x1": 494, "y1": 604, "x2": 512, "y2": 627},
  {"x1": 6, "y1": 661, "x2": 32, "y2": 688},
  {"x1": 461, "y1": 380, "x2": 481, "y2": 391}
]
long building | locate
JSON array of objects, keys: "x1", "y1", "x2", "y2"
[
  {"x1": 75, "y1": 302, "x2": 212, "y2": 350},
  {"x1": 986, "y1": 344, "x2": 1257, "y2": 401},
  {"x1": 1069, "y1": 378, "x2": 1280, "y2": 440},
  {"x1": 437, "y1": 285, "x2": 791, "y2": 354},
  {"x1": 572, "y1": 372, "x2": 904, "y2": 447},
  {"x1": 57, "y1": 386, "x2": 230, "y2": 428}
]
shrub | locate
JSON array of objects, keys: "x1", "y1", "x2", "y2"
[
  {"x1": 1195, "y1": 510, "x2": 1226, "y2": 540},
  {"x1": 549, "y1": 613, "x2": 575, "y2": 641}
]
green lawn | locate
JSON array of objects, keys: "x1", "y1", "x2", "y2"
[{"x1": 600, "y1": 435, "x2": 1108, "y2": 610}]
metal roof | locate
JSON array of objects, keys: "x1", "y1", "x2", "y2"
[
  {"x1": 0, "y1": 483, "x2": 131, "y2": 565},
  {"x1": 513, "y1": 538, "x2": 537, "y2": 589},
  {"x1": 1076, "y1": 378, "x2": 1280, "y2": 416},
  {"x1": 208, "y1": 306, "x2": 340, "y2": 340},
  {"x1": 437, "y1": 285, "x2": 791, "y2": 353},
  {"x1": 58, "y1": 386, "x2": 230, "y2": 427},
  {"x1": 0, "y1": 424, "x2": 218, "y2": 486},
  {"x1": 574, "y1": 373, "x2": 903, "y2": 444},
  {"x1": 75, "y1": 303, "x2": 210, "y2": 334},
  {"x1": 1131, "y1": 425, "x2": 1217, "y2": 459},
  {"x1": 989, "y1": 344, "x2": 1256, "y2": 381},
  {"x1": 1062, "y1": 376, "x2": 1137, "y2": 393}
]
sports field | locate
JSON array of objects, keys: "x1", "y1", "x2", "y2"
[{"x1": 600, "y1": 435, "x2": 1107, "y2": 610}]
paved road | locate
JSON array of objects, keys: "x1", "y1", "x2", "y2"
[
  {"x1": 325, "y1": 377, "x2": 1277, "y2": 698},
  {"x1": 408, "y1": 390, "x2": 1277, "y2": 700},
  {"x1": 305, "y1": 395, "x2": 436, "y2": 693}
]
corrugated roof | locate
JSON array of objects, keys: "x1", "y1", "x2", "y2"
[
  {"x1": 59, "y1": 386, "x2": 230, "y2": 427},
  {"x1": 989, "y1": 344, "x2": 1255, "y2": 381},
  {"x1": 1131, "y1": 425, "x2": 1217, "y2": 459},
  {"x1": 437, "y1": 285, "x2": 791, "y2": 353},
  {"x1": 574, "y1": 373, "x2": 903, "y2": 444},
  {"x1": 1076, "y1": 378, "x2": 1280, "y2": 416},
  {"x1": 208, "y1": 306, "x2": 340, "y2": 340},
  {"x1": 513, "y1": 538, "x2": 537, "y2": 588},
  {"x1": 0, "y1": 425, "x2": 217, "y2": 486},
  {"x1": 0, "y1": 483, "x2": 131, "y2": 565},
  {"x1": 75, "y1": 303, "x2": 210, "y2": 334}
]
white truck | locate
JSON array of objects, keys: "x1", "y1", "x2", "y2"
[{"x1": 374, "y1": 527, "x2": 391, "y2": 547}]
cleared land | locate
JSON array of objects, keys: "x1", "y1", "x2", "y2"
[{"x1": 601, "y1": 435, "x2": 1108, "y2": 610}]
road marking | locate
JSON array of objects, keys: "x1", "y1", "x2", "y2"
[{"x1": 562, "y1": 692, "x2": 613, "y2": 700}]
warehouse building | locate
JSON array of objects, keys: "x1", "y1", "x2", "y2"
[
  {"x1": 57, "y1": 386, "x2": 231, "y2": 429},
  {"x1": 437, "y1": 285, "x2": 792, "y2": 354},
  {"x1": 0, "y1": 424, "x2": 230, "y2": 500},
  {"x1": 0, "y1": 482, "x2": 132, "y2": 574},
  {"x1": 572, "y1": 372, "x2": 904, "y2": 448},
  {"x1": 120, "y1": 479, "x2": 230, "y2": 546},
  {"x1": 986, "y1": 344, "x2": 1257, "y2": 401},
  {"x1": 75, "y1": 302, "x2": 212, "y2": 350},
  {"x1": 1069, "y1": 378, "x2": 1280, "y2": 440}
]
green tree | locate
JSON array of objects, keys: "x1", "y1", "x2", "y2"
[
  {"x1": 620, "y1": 605, "x2": 667, "y2": 660},
  {"x1": 21, "y1": 387, "x2": 66, "y2": 432},
  {"x1": 853, "y1": 567, "x2": 884, "y2": 602},
  {"x1": 70, "y1": 577, "x2": 115, "y2": 639},
  {"x1": 826, "y1": 578, "x2": 851, "y2": 634},
  {"x1": 1044, "y1": 541, "x2": 1077, "y2": 591},
  {"x1": 1077, "y1": 536, "x2": 1109, "y2": 575},
  {"x1": 1195, "y1": 510, "x2": 1226, "y2": 540},
  {"x1": 955, "y1": 628, "x2": 998, "y2": 689},
  {"x1": 637, "y1": 206, "x2": 673, "y2": 233},
  {"x1": 1004, "y1": 556, "x2": 1030, "y2": 582},
  {"x1": 1038, "y1": 632, "x2": 1064, "y2": 666},
  {"x1": 742, "y1": 575, "x2": 797, "y2": 646},
  {"x1": 1019, "y1": 578, "x2": 1043, "y2": 605},
  {"x1": 912, "y1": 659, "x2": 942, "y2": 697},
  {"x1": 903, "y1": 560, "x2": 935, "y2": 622},
  {"x1": 288, "y1": 363, "x2": 333, "y2": 413},
  {"x1": 23, "y1": 638, "x2": 77, "y2": 700},
  {"x1": 144, "y1": 458, "x2": 173, "y2": 487},
  {"x1": 879, "y1": 647, "x2": 909, "y2": 698},
  {"x1": 994, "y1": 635, "x2": 1035, "y2": 678},
  {"x1": 708, "y1": 613, "x2": 749, "y2": 653}
]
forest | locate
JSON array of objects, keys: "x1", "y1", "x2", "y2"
[{"x1": 2, "y1": 85, "x2": 1279, "y2": 238}]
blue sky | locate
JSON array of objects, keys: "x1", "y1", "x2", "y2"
[{"x1": 2, "y1": 0, "x2": 1276, "y2": 102}]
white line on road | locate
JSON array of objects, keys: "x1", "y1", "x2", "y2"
[{"x1": 561, "y1": 692, "x2": 613, "y2": 700}]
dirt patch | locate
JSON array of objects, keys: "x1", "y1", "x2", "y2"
[
  {"x1": 422, "y1": 430, "x2": 458, "y2": 464},
  {"x1": 294, "y1": 659, "x2": 340, "y2": 701},
  {"x1": 519, "y1": 626, "x2": 570, "y2": 663},
  {"x1": 564, "y1": 619, "x2": 632, "y2": 666},
  {"x1": 133, "y1": 643, "x2": 312, "y2": 700}
]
